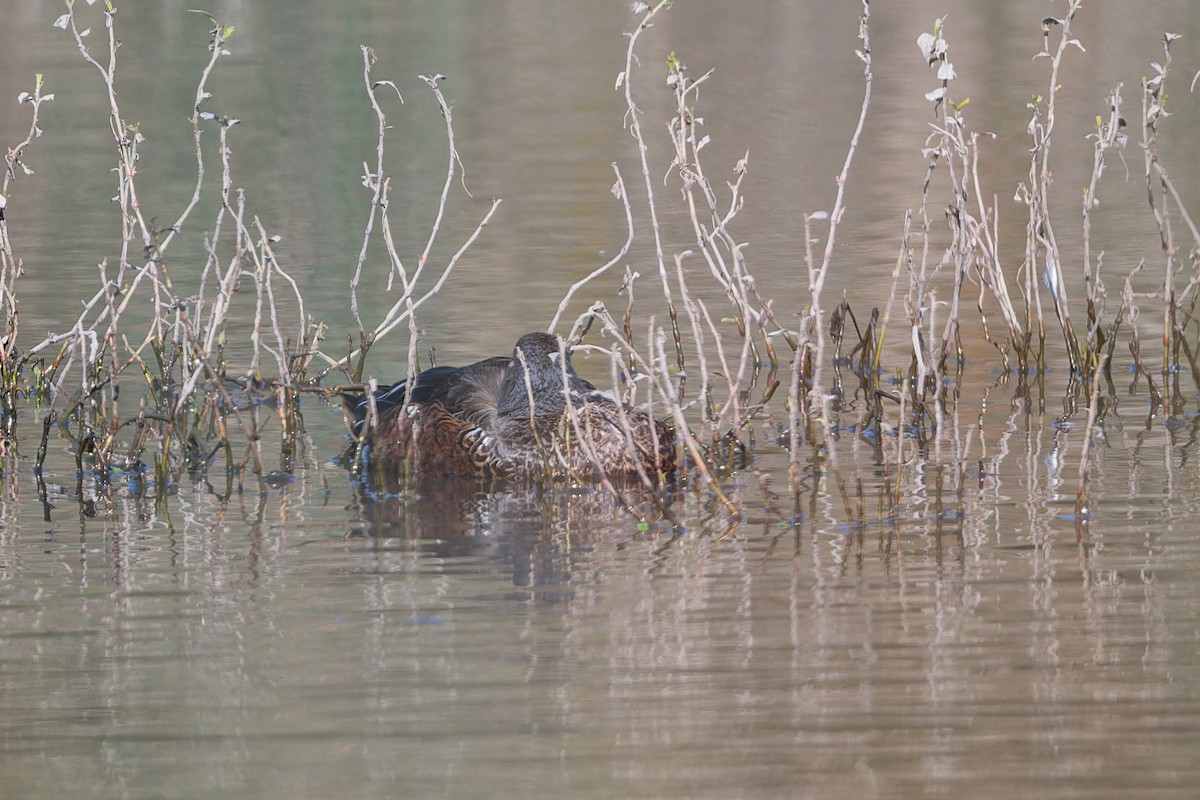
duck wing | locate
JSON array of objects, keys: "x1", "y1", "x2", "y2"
[
  {"x1": 442, "y1": 356, "x2": 512, "y2": 425},
  {"x1": 344, "y1": 355, "x2": 511, "y2": 434}
]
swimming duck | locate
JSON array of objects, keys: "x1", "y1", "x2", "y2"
[{"x1": 343, "y1": 332, "x2": 676, "y2": 482}]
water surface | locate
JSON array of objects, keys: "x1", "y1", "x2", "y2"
[{"x1": 2, "y1": 1, "x2": 1199, "y2": 798}]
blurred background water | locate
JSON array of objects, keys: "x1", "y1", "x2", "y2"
[{"x1": 2, "y1": 1, "x2": 1200, "y2": 798}]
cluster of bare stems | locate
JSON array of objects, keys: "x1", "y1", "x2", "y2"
[
  {"x1": 894, "y1": 5, "x2": 1200, "y2": 535},
  {"x1": 1, "y1": 7, "x2": 326, "y2": 508},
  {"x1": 546, "y1": 0, "x2": 1200, "y2": 538},
  {"x1": 2, "y1": 0, "x2": 1199, "y2": 532},
  {"x1": 0, "y1": 3, "x2": 505, "y2": 516},
  {"x1": 544, "y1": 0, "x2": 874, "y2": 515}
]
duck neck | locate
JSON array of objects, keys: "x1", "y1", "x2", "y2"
[{"x1": 496, "y1": 364, "x2": 569, "y2": 424}]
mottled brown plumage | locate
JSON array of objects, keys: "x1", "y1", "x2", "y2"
[{"x1": 344, "y1": 333, "x2": 676, "y2": 482}]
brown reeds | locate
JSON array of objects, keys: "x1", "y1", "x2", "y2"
[
  {"x1": 0, "y1": 1, "x2": 1197, "y2": 537},
  {"x1": 5, "y1": 5, "x2": 512, "y2": 506}
]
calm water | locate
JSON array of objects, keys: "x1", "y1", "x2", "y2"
[{"x1": 2, "y1": 1, "x2": 1200, "y2": 798}]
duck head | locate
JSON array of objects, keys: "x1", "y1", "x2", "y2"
[{"x1": 496, "y1": 333, "x2": 581, "y2": 420}]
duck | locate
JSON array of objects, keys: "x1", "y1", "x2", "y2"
[{"x1": 343, "y1": 332, "x2": 676, "y2": 482}]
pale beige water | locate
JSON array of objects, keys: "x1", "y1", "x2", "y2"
[{"x1": 2, "y1": 2, "x2": 1200, "y2": 798}]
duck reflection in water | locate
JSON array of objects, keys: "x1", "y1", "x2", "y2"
[{"x1": 348, "y1": 484, "x2": 668, "y2": 600}]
